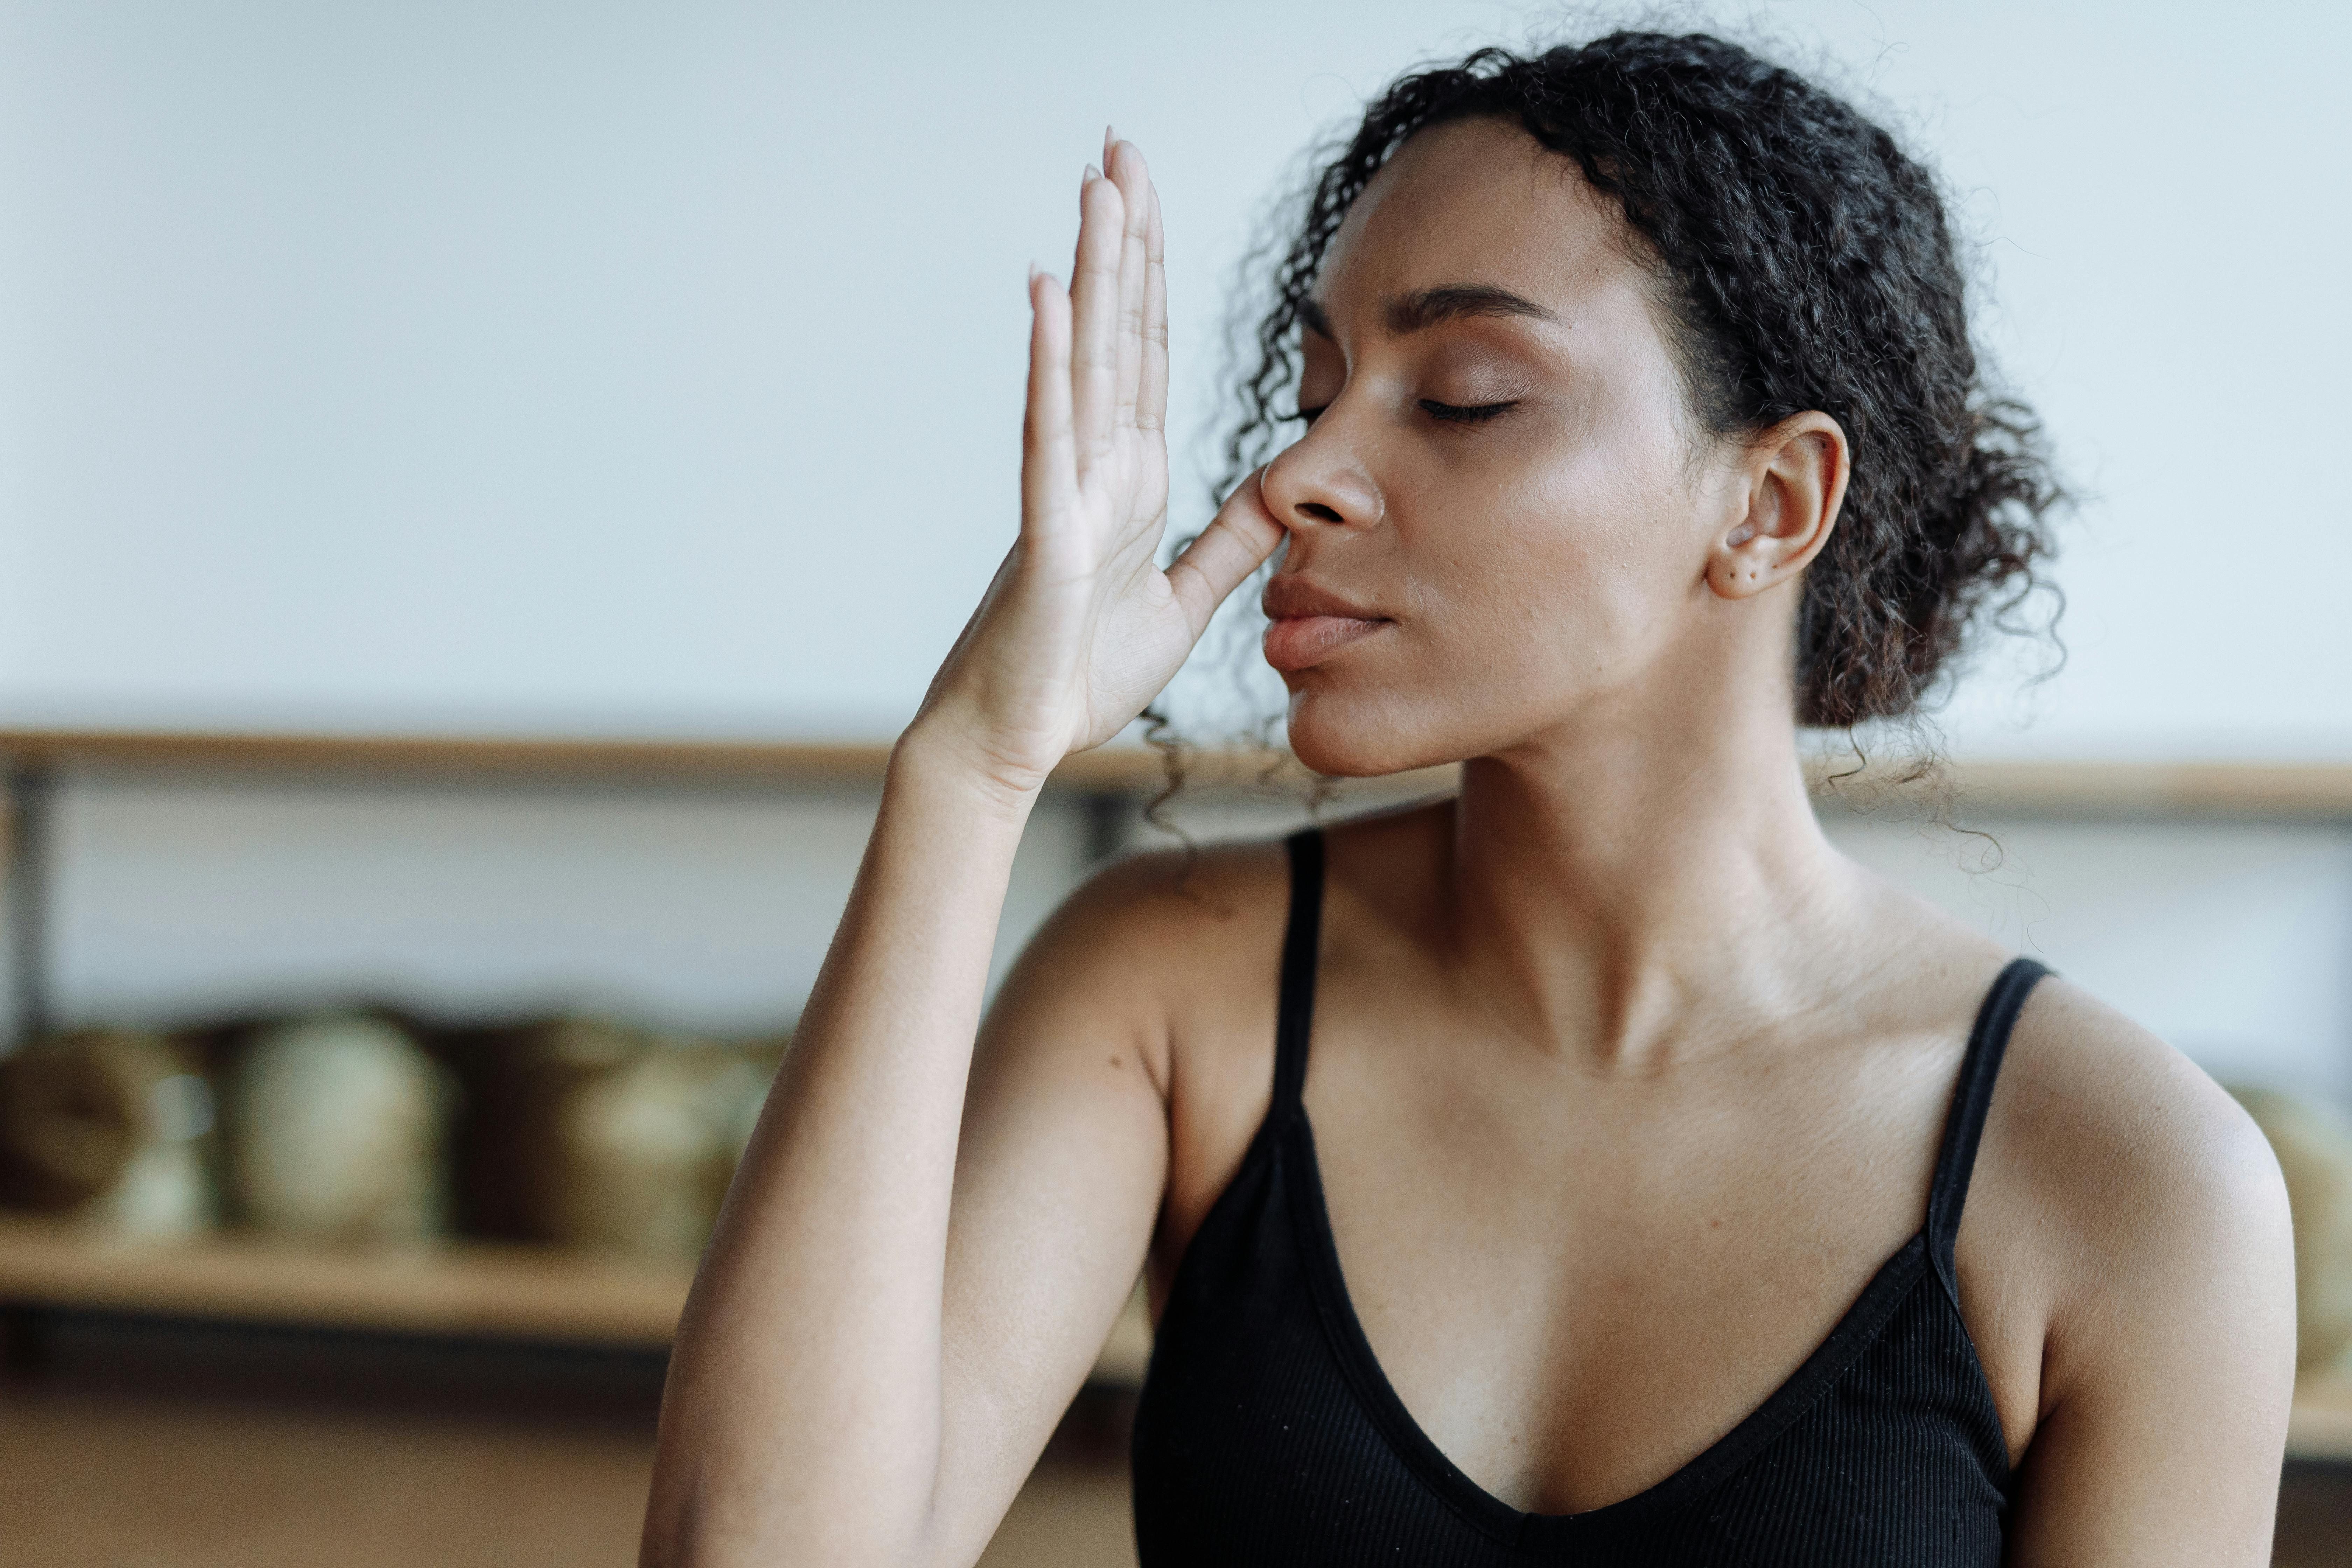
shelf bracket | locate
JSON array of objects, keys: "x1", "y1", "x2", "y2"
[
  {"x1": 5, "y1": 764, "x2": 54, "y2": 1051},
  {"x1": 1083, "y1": 788, "x2": 1131, "y2": 866}
]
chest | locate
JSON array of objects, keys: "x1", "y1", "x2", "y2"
[
  {"x1": 1153, "y1": 979, "x2": 2041, "y2": 1518},
  {"x1": 1136, "y1": 1096, "x2": 2017, "y2": 1564},
  {"x1": 1330, "y1": 1034, "x2": 1948, "y2": 1506}
]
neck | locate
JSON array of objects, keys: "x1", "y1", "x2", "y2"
[{"x1": 1442, "y1": 664, "x2": 1859, "y2": 1066}]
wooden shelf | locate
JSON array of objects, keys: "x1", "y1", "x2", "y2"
[
  {"x1": 0, "y1": 1216, "x2": 2339, "y2": 1451},
  {"x1": 0, "y1": 728, "x2": 2346, "y2": 819},
  {"x1": 0, "y1": 1216, "x2": 1155, "y2": 1384},
  {"x1": 1825, "y1": 758, "x2": 2352, "y2": 822},
  {"x1": 0, "y1": 727, "x2": 1403, "y2": 800},
  {"x1": 0, "y1": 728, "x2": 1152, "y2": 792},
  {"x1": 0, "y1": 730, "x2": 2340, "y2": 1428},
  {"x1": 0, "y1": 1215, "x2": 690, "y2": 1346}
]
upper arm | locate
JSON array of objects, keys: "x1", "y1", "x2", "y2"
[
  {"x1": 2001, "y1": 983, "x2": 2297, "y2": 1566},
  {"x1": 926, "y1": 850, "x2": 1219, "y2": 1554}
]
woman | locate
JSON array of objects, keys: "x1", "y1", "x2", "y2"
[{"x1": 643, "y1": 33, "x2": 2294, "y2": 1567}]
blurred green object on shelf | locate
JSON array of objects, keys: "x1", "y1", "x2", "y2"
[
  {"x1": 451, "y1": 1017, "x2": 781, "y2": 1262},
  {"x1": 227, "y1": 1014, "x2": 454, "y2": 1244},
  {"x1": 0, "y1": 1006, "x2": 788, "y2": 1268},
  {"x1": 0, "y1": 1030, "x2": 216, "y2": 1237}
]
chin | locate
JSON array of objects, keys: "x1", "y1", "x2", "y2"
[{"x1": 1283, "y1": 685, "x2": 1468, "y2": 779}]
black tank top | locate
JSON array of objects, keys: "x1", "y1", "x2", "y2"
[{"x1": 1131, "y1": 829, "x2": 2049, "y2": 1565}]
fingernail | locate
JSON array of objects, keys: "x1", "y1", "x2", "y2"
[{"x1": 1084, "y1": 163, "x2": 1101, "y2": 183}]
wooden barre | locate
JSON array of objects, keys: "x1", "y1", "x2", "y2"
[{"x1": 0, "y1": 728, "x2": 2345, "y2": 817}]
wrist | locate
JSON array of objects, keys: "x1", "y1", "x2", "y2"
[{"x1": 888, "y1": 718, "x2": 1052, "y2": 825}]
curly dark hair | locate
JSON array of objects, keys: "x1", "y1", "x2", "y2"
[{"x1": 1217, "y1": 31, "x2": 2063, "y2": 729}]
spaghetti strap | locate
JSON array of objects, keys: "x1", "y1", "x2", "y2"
[
  {"x1": 1271, "y1": 829, "x2": 1325, "y2": 1116},
  {"x1": 1135, "y1": 841, "x2": 2028, "y2": 1561},
  {"x1": 1926, "y1": 957, "x2": 2051, "y2": 1294}
]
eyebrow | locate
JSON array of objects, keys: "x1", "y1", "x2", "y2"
[{"x1": 1296, "y1": 284, "x2": 1557, "y2": 340}]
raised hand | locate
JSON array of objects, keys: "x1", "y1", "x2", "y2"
[{"x1": 911, "y1": 132, "x2": 1285, "y2": 798}]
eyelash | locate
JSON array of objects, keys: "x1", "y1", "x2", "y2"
[
  {"x1": 1419, "y1": 399, "x2": 1517, "y2": 425},
  {"x1": 1286, "y1": 400, "x2": 1518, "y2": 426}
]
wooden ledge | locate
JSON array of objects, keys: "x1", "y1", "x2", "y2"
[
  {"x1": 0, "y1": 728, "x2": 2346, "y2": 819},
  {"x1": 0, "y1": 1215, "x2": 1154, "y2": 1384},
  {"x1": 0, "y1": 1215, "x2": 689, "y2": 1346},
  {"x1": 0, "y1": 728, "x2": 1185, "y2": 794},
  {"x1": 0, "y1": 1217, "x2": 2340, "y2": 1448},
  {"x1": 1812, "y1": 758, "x2": 2352, "y2": 822}
]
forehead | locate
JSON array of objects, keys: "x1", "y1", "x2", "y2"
[{"x1": 1314, "y1": 116, "x2": 1653, "y2": 331}]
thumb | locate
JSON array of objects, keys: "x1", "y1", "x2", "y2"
[{"x1": 1166, "y1": 469, "x2": 1286, "y2": 638}]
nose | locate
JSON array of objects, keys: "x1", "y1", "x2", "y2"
[{"x1": 1260, "y1": 419, "x2": 1384, "y2": 535}]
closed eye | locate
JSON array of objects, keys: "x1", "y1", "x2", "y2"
[{"x1": 1419, "y1": 399, "x2": 1517, "y2": 425}]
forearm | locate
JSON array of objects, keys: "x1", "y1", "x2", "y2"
[
  {"x1": 643, "y1": 132, "x2": 1266, "y2": 1567},
  {"x1": 645, "y1": 730, "x2": 1039, "y2": 1567}
]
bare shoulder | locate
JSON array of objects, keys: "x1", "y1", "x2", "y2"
[
  {"x1": 1010, "y1": 835, "x2": 1295, "y2": 994},
  {"x1": 993, "y1": 793, "x2": 1456, "y2": 1056},
  {"x1": 982, "y1": 834, "x2": 1295, "y2": 1090},
  {"x1": 1995, "y1": 977, "x2": 2290, "y2": 1270},
  {"x1": 1983, "y1": 975, "x2": 2293, "y2": 1404},
  {"x1": 1976, "y1": 979, "x2": 2298, "y2": 1558},
  {"x1": 1839, "y1": 870, "x2": 2285, "y2": 1235}
]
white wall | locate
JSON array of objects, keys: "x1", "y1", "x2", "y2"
[
  {"x1": 1, "y1": 1, "x2": 2346, "y2": 757},
  {"x1": 0, "y1": 4, "x2": 2345, "y2": 1110},
  {"x1": 1819, "y1": 810, "x2": 2352, "y2": 1108},
  {"x1": 32, "y1": 773, "x2": 1093, "y2": 1035}
]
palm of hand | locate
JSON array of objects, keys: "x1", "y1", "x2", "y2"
[{"x1": 920, "y1": 134, "x2": 1284, "y2": 793}]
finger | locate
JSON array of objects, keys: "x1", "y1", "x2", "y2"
[
  {"x1": 1069, "y1": 168, "x2": 1124, "y2": 467},
  {"x1": 1165, "y1": 469, "x2": 1286, "y2": 638},
  {"x1": 1022, "y1": 270, "x2": 1079, "y2": 539},
  {"x1": 1106, "y1": 140, "x2": 1150, "y2": 432},
  {"x1": 1138, "y1": 178, "x2": 1168, "y2": 436}
]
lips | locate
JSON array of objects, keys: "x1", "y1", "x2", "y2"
[{"x1": 1261, "y1": 577, "x2": 1391, "y2": 673}]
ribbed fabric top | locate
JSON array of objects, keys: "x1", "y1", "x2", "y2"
[{"x1": 1131, "y1": 828, "x2": 2049, "y2": 1565}]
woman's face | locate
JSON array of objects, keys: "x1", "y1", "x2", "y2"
[{"x1": 1260, "y1": 116, "x2": 1756, "y2": 777}]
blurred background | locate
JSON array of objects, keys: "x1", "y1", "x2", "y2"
[{"x1": 1, "y1": 1, "x2": 2348, "y2": 1563}]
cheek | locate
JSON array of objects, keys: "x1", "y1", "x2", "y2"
[
  {"x1": 1404, "y1": 424, "x2": 1695, "y2": 691},
  {"x1": 1280, "y1": 400, "x2": 1709, "y2": 775}
]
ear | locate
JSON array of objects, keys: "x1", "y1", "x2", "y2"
[{"x1": 1706, "y1": 412, "x2": 1849, "y2": 601}]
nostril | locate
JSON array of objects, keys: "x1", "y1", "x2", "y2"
[{"x1": 1297, "y1": 502, "x2": 1344, "y2": 524}]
